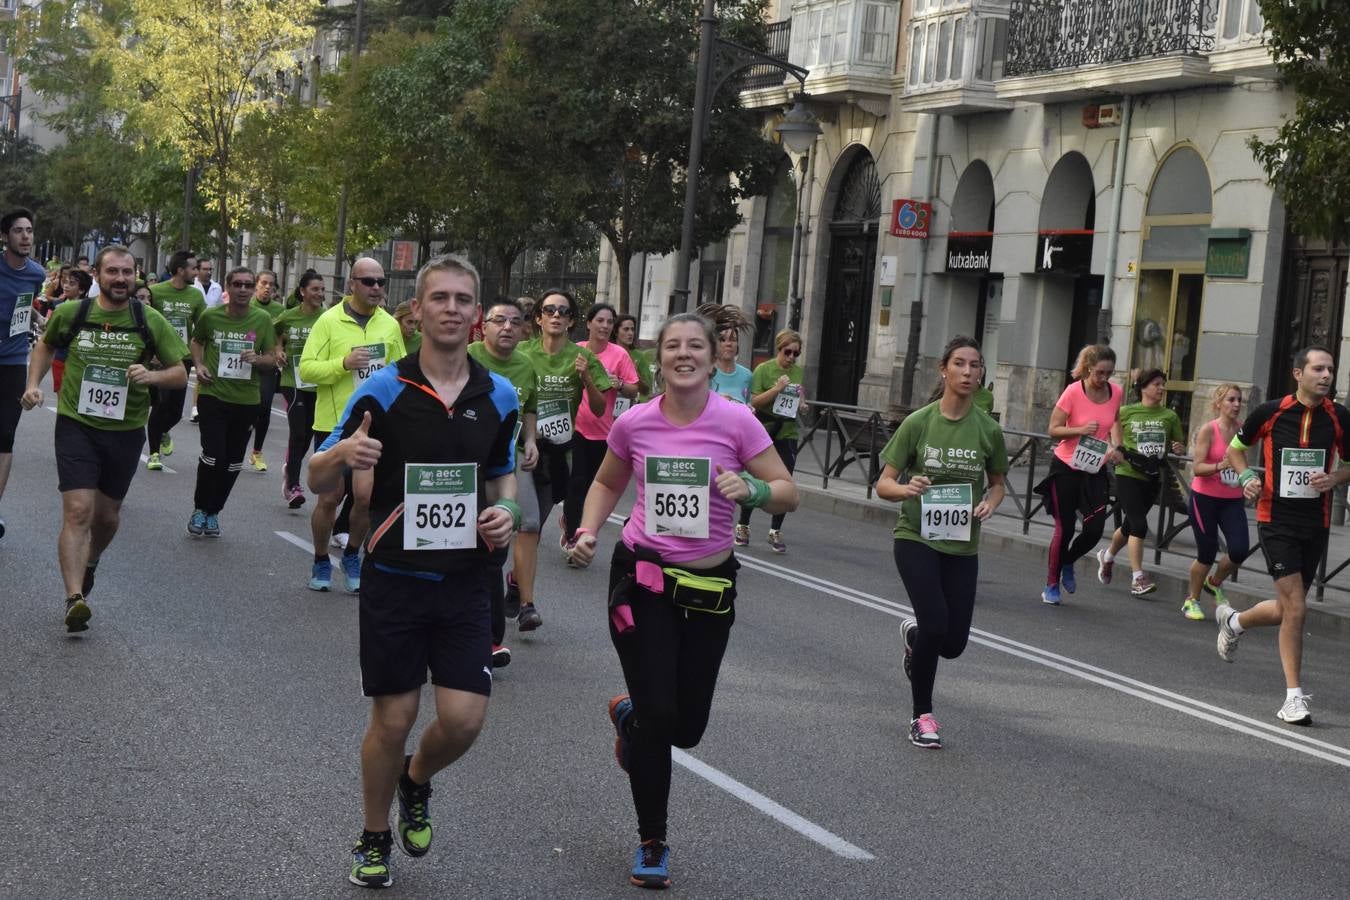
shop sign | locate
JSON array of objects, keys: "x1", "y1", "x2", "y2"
[
  {"x1": 891, "y1": 199, "x2": 932, "y2": 239},
  {"x1": 1205, "y1": 229, "x2": 1251, "y2": 278},
  {"x1": 1035, "y1": 230, "x2": 1094, "y2": 276},
  {"x1": 945, "y1": 232, "x2": 993, "y2": 274}
]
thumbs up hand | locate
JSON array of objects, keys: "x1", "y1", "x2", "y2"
[{"x1": 343, "y1": 411, "x2": 382, "y2": 470}]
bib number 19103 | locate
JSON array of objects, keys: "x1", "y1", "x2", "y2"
[{"x1": 920, "y1": 483, "x2": 973, "y2": 542}]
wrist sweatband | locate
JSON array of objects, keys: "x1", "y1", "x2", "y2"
[
  {"x1": 1238, "y1": 469, "x2": 1258, "y2": 487},
  {"x1": 737, "y1": 472, "x2": 771, "y2": 509},
  {"x1": 493, "y1": 498, "x2": 522, "y2": 531}
]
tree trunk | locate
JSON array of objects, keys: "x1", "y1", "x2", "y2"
[
  {"x1": 496, "y1": 244, "x2": 522, "y2": 297},
  {"x1": 614, "y1": 242, "x2": 633, "y2": 316}
]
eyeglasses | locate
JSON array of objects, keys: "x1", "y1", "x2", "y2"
[
  {"x1": 355, "y1": 276, "x2": 388, "y2": 288},
  {"x1": 486, "y1": 316, "x2": 524, "y2": 326},
  {"x1": 229, "y1": 280, "x2": 255, "y2": 289},
  {"x1": 782, "y1": 348, "x2": 801, "y2": 358},
  {"x1": 539, "y1": 304, "x2": 574, "y2": 318}
]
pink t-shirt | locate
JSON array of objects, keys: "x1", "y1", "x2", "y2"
[
  {"x1": 607, "y1": 391, "x2": 774, "y2": 562},
  {"x1": 1052, "y1": 380, "x2": 1124, "y2": 466},
  {"x1": 575, "y1": 340, "x2": 640, "y2": 441},
  {"x1": 1191, "y1": 419, "x2": 1244, "y2": 499}
]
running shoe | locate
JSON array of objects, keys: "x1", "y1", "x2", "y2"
[
  {"x1": 187, "y1": 509, "x2": 207, "y2": 537},
  {"x1": 342, "y1": 551, "x2": 361, "y2": 594},
  {"x1": 733, "y1": 524, "x2": 749, "y2": 547},
  {"x1": 1095, "y1": 548, "x2": 1113, "y2": 585},
  {"x1": 1060, "y1": 564, "x2": 1077, "y2": 594},
  {"x1": 766, "y1": 529, "x2": 787, "y2": 553},
  {"x1": 1130, "y1": 573, "x2": 1157, "y2": 597},
  {"x1": 331, "y1": 532, "x2": 349, "y2": 549},
  {"x1": 491, "y1": 644, "x2": 512, "y2": 668},
  {"x1": 901, "y1": 617, "x2": 917, "y2": 682},
  {"x1": 1276, "y1": 694, "x2": 1312, "y2": 726},
  {"x1": 349, "y1": 831, "x2": 393, "y2": 888},
  {"x1": 609, "y1": 693, "x2": 633, "y2": 772},
  {"x1": 909, "y1": 713, "x2": 942, "y2": 749},
  {"x1": 504, "y1": 574, "x2": 522, "y2": 620},
  {"x1": 189, "y1": 406, "x2": 199, "y2": 423},
  {"x1": 286, "y1": 484, "x2": 306, "y2": 510},
  {"x1": 160, "y1": 435, "x2": 174, "y2": 456},
  {"x1": 629, "y1": 840, "x2": 671, "y2": 890},
  {"x1": 82, "y1": 563, "x2": 97, "y2": 598},
  {"x1": 250, "y1": 450, "x2": 267, "y2": 472},
  {"x1": 1215, "y1": 603, "x2": 1241, "y2": 662},
  {"x1": 1181, "y1": 597, "x2": 1205, "y2": 621},
  {"x1": 309, "y1": 558, "x2": 332, "y2": 592},
  {"x1": 63, "y1": 594, "x2": 91, "y2": 633},
  {"x1": 1041, "y1": 585, "x2": 1061, "y2": 606},
  {"x1": 396, "y1": 755, "x2": 433, "y2": 858},
  {"x1": 203, "y1": 514, "x2": 221, "y2": 538},
  {"x1": 146, "y1": 452, "x2": 163, "y2": 471},
  {"x1": 518, "y1": 602, "x2": 542, "y2": 632},
  {"x1": 1202, "y1": 577, "x2": 1227, "y2": 606}
]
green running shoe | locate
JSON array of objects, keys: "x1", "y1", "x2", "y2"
[
  {"x1": 349, "y1": 831, "x2": 393, "y2": 888},
  {"x1": 396, "y1": 755, "x2": 433, "y2": 858},
  {"x1": 64, "y1": 594, "x2": 91, "y2": 633},
  {"x1": 1181, "y1": 597, "x2": 1205, "y2": 621},
  {"x1": 1202, "y1": 577, "x2": 1227, "y2": 606},
  {"x1": 145, "y1": 452, "x2": 163, "y2": 471},
  {"x1": 160, "y1": 435, "x2": 174, "y2": 456}
]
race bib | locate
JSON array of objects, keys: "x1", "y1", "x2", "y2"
[
  {"x1": 537, "y1": 397, "x2": 573, "y2": 445},
  {"x1": 1071, "y1": 435, "x2": 1109, "y2": 473},
  {"x1": 920, "y1": 483, "x2": 973, "y2": 542},
  {"x1": 1135, "y1": 429, "x2": 1165, "y2": 459},
  {"x1": 613, "y1": 396, "x2": 633, "y2": 418},
  {"x1": 77, "y1": 364, "x2": 128, "y2": 421},
  {"x1": 292, "y1": 354, "x2": 315, "y2": 389},
  {"x1": 1219, "y1": 467, "x2": 1240, "y2": 487},
  {"x1": 1280, "y1": 448, "x2": 1325, "y2": 499},
  {"x1": 166, "y1": 313, "x2": 189, "y2": 344},
  {"x1": 644, "y1": 456, "x2": 710, "y2": 539},
  {"x1": 9, "y1": 292, "x2": 33, "y2": 338},
  {"x1": 404, "y1": 463, "x2": 478, "y2": 550},
  {"x1": 218, "y1": 339, "x2": 253, "y2": 380},
  {"x1": 351, "y1": 343, "x2": 387, "y2": 388},
  {"x1": 772, "y1": 384, "x2": 801, "y2": 418}
]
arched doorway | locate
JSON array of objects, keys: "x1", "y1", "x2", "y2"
[
  {"x1": 1133, "y1": 145, "x2": 1212, "y2": 427},
  {"x1": 944, "y1": 161, "x2": 999, "y2": 364},
  {"x1": 1038, "y1": 152, "x2": 1101, "y2": 375},
  {"x1": 819, "y1": 149, "x2": 881, "y2": 405}
]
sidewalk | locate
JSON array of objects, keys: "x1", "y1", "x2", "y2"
[{"x1": 792, "y1": 468, "x2": 1350, "y2": 637}]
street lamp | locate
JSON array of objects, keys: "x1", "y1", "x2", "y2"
[{"x1": 670, "y1": 1, "x2": 817, "y2": 314}]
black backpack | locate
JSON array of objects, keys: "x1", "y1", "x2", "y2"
[{"x1": 50, "y1": 297, "x2": 158, "y2": 365}]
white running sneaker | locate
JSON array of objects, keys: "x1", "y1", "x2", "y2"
[
  {"x1": 1276, "y1": 694, "x2": 1312, "y2": 726},
  {"x1": 331, "y1": 532, "x2": 349, "y2": 549},
  {"x1": 1095, "y1": 548, "x2": 1113, "y2": 585},
  {"x1": 1215, "y1": 603, "x2": 1241, "y2": 662}
]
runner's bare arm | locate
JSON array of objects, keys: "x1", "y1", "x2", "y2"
[
  {"x1": 20, "y1": 340, "x2": 55, "y2": 409},
  {"x1": 569, "y1": 451, "x2": 632, "y2": 566},
  {"x1": 742, "y1": 443, "x2": 799, "y2": 515},
  {"x1": 975, "y1": 472, "x2": 1006, "y2": 521},
  {"x1": 876, "y1": 463, "x2": 929, "y2": 503}
]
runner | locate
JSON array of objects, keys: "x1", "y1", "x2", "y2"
[
  {"x1": 247, "y1": 269, "x2": 285, "y2": 472},
  {"x1": 511, "y1": 288, "x2": 609, "y2": 628},
  {"x1": 187, "y1": 266, "x2": 280, "y2": 537},
  {"x1": 307, "y1": 253, "x2": 519, "y2": 889},
  {"x1": 0, "y1": 208, "x2": 47, "y2": 543},
  {"x1": 275, "y1": 271, "x2": 326, "y2": 509},
  {"x1": 298, "y1": 257, "x2": 406, "y2": 592},
  {"x1": 567, "y1": 311, "x2": 797, "y2": 891},
  {"x1": 1216, "y1": 346, "x2": 1350, "y2": 726},
  {"x1": 702, "y1": 303, "x2": 752, "y2": 404},
  {"x1": 564, "y1": 303, "x2": 638, "y2": 550},
  {"x1": 614, "y1": 313, "x2": 654, "y2": 400},
  {"x1": 468, "y1": 297, "x2": 539, "y2": 667},
  {"x1": 1183, "y1": 383, "x2": 1251, "y2": 621},
  {"x1": 876, "y1": 335, "x2": 1007, "y2": 749},
  {"x1": 20, "y1": 245, "x2": 187, "y2": 630},
  {"x1": 1096, "y1": 368, "x2": 1185, "y2": 598},
  {"x1": 1036, "y1": 344, "x2": 1124, "y2": 605},
  {"x1": 189, "y1": 258, "x2": 220, "y2": 423},
  {"x1": 737, "y1": 328, "x2": 806, "y2": 553},
  {"x1": 394, "y1": 300, "x2": 421, "y2": 354},
  {"x1": 146, "y1": 250, "x2": 205, "y2": 471}
]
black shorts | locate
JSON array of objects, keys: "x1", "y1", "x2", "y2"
[
  {"x1": 1257, "y1": 521, "x2": 1329, "y2": 589},
  {"x1": 0, "y1": 363, "x2": 24, "y2": 453},
  {"x1": 359, "y1": 561, "x2": 493, "y2": 697},
  {"x1": 54, "y1": 416, "x2": 146, "y2": 500}
]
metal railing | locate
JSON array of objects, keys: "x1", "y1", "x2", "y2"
[
  {"x1": 1005, "y1": 0, "x2": 1217, "y2": 77},
  {"x1": 794, "y1": 400, "x2": 906, "y2": 499},
  {"x1": 742, "y1": 20, "x2": 794, "y2": 90}
]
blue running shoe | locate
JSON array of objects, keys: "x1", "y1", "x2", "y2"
[
  {"x1": 608, "y1": 693, "x2": 633, "y2": 773},
  {"x1": 630, "y1": 840, "x2": 671, "y2": 889},
  {"x1": 187, "y1": 509, "x2": 206, "y2": 537},
  {"x1": 1060, "y1": 565, "x2": 1076, "y2": 594},
  {"x1": 1041, "y1": 585, "x2": 1061, "y2": 606},
  {"x1": 309, "y1": 558, "x2": 332, "y2": 592},
  {"x1": 342, "y1": 551, "x2": 361, "y2": 594},
  {"x1": 203, "y1": 513, "x2": 220, "y2": 538}
]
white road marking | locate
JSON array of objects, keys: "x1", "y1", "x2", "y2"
[{"x1": 274, "y1": 530, "x2": 338, "y2": 566}]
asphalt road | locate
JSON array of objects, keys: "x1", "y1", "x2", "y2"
[{"x1": 4, "y1": 390, "x2": 1350, "y2": 898}]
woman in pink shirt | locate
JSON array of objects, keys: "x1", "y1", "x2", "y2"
[
  {"x1": 1035, "y1": 343, "x2": 1124, "y2": 605},
  {"x1": 568, "y1": 312, "x2": 797, "y2": 890}
]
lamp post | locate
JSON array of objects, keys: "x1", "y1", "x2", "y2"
[
  {"x1": 776, "y1": 98, "x2": 819, "y2": 331},
  {"x1": 669, "y1": 2, "x2": 817, "y2": 314}
]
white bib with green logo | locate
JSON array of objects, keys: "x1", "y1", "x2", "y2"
[
  {"x1": 78, "y1": 364, "x2": 128, "y2": 421},
  {"x1": 537, "y1": 397, "x2": 573, "y2": 445},
  {"x1": 218, "y1": 339, "x2": 252, "y2": 380},
  {"x1": 920, "y1": 483, "x2": 973, "y2": 542},
  {"x1": 644, "y1": 456, "x2": 710, "y2": 539},
  {"x1": 166, "y1": 313, "x2": 189, "y2": 344},
  {"x1": 1280, "y1": 448, "x2": 1324, "y2": 499},
  {"x1": 351, "y1": 343, "x2": 387, "y2": 389},
  {"x1": 404, "y1": 463, "x2": 477, "y2": 550},
  {"x1": 1135, "y1": 429, "x2": 1165, "y2": 459},
  {"x1": 1071, "y1": 435, "x2": 1109, "y2": 473},
  {"x1": 9, "y1": 292, "x2": 33, "y2": 338},
  {"x1": 772, "y1": 385, "x2": 800, "y2": 418}
]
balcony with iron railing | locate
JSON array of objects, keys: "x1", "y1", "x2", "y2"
[{"x1": 899, "y1": 0, "x2": 1013, "y2": 114}]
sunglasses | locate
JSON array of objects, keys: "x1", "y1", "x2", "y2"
[
  {"x1": 782, "y1": 348, "x2": 801, "y2": 358},
  {"x1": 230, "y1": 280, "x2": 255, "y2": 289},
  {"x1": 539, "y1": 304, "x2": 574, "y2": 318},
  {"x1": 355, "y1": 276, "x2": 388, "y2": 288}
]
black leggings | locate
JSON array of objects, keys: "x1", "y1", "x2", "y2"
[
  {"x1": 194, "y1": 394, "x2": 255, "y2": 515},
  {"x1": 894, "y1": 540, "x2": 977, "y2": 719},
  {"x1": 1114, "y1": 474, "x2": 1159, "y2": 540},
  {"x1": 739, "y1": 437, "x2": 796, "y2": 530},
  {"x1": 0, "y1": 363, "x2": 24, "y2": 454},
  {"x1": 1189, "y1": 492, "x2": 1252, "y2": 567},
  {"x1": 146, "y1": 362, "x2": 190, "y2": 452},
  {"x1": 252, "y1": 370, "x2": 279, "y2": 452},
  {"x1": 608, "y1": 543, "x2": 736, "y2": 843},
  {"x1": 1044, "y1": 465, "x2": 1109, "y2": 586},
  {"x1": 564, "y1": 435, "x2": 607, "y2": 542},
  {"x1": 279, "y1": 386, "x2": 317, "y2": 490}
]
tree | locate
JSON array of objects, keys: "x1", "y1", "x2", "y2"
[
  {"x1": 1249, "y1": 0, "x2": 1350, "y2": 241},
  {"x1": 465, "y1": 0, "x2": 780, "y2": 312}
]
